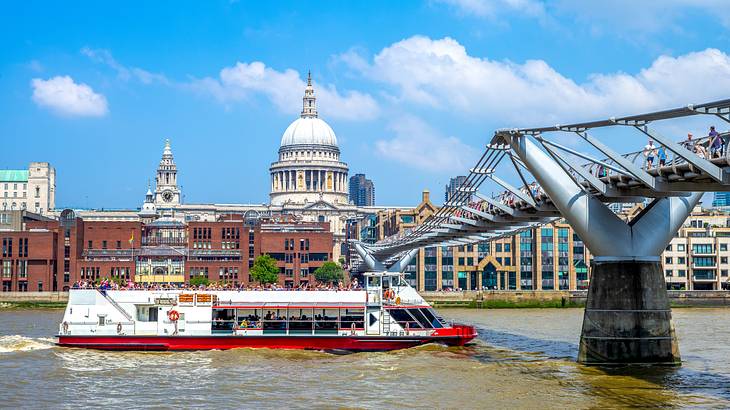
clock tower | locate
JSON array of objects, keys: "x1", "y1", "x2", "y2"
[{"x1": 154, "y1": 139, "x2": 181, "y2": 206}]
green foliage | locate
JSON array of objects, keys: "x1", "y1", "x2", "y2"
[
  {"x1": 313, "y1": 261, "x2": 344, "y2": 285},
  {"x1": 189, "y1": 276, "x2": 210, "y2": 287},
  {"x1": 250, "y1": 254, "x2": 280, "y2": 285}
]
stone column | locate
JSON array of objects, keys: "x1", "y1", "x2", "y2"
[{"x1": 578, "y1": 259, "x2": 680, "y2": 365}]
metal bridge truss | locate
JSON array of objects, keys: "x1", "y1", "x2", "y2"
[{"x1": 356, "y1": 98, "x2": 730, "y2": 269}]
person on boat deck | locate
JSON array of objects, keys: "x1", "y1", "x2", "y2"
[
  {"x1": 265, "y1": 311, "x2": 273, "y2": 320},
  {"x1": 239, "y1": 319, "x2": 248, "y2": 328}
]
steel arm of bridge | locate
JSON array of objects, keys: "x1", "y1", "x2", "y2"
[
  {"x1": 353, "y1": 242, "x2": 386, "y2": 271},
  {"x1": 354, "y1": 243, "x2": 420, "y2": 273},
  {"x1": 385, "y1": 248, "x2": 419, "y2": 273},
  {"x1": 504, "y1": 133, "x2": 702, "y2": 259}
]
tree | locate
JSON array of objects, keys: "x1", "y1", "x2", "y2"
[
  {"x1": 250, "y1": 254, "x2": 280, "y2": 285},
  {"x1": 189, "y1": 276, "x2": 210, "y2": 287},
  {"x1": 314, "y1": 261, "x2": 345, "y2": 285}
]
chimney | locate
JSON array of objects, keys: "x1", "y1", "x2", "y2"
[{"x1": 422, "y1": 189, "x2": 430, "y2": 203}]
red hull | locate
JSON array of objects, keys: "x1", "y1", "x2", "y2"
[{"x1": 56, "y1": 325, "x2": 477, "y2": 352}]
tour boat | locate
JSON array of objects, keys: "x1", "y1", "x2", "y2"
[{"x1": 55, "y1": 272, "x2": 477, "y2": 352}]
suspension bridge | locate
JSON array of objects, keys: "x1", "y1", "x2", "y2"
[{"x1": 354, "y1": 98, "x2": 730, "y2": 365}]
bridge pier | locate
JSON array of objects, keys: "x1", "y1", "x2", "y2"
[
  {"x1": 579, "y1": 259, "x2": 679, "y2": 365},
  {"x1": 504, "y1": 133, "x2": 700, "y2": 365}
]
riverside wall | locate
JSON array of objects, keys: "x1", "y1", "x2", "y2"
[{"x1": 422, "y1": 290, "x2": 730, "y2": 308}]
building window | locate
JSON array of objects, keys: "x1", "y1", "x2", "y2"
[
  {"x1": 88, "y1": 240, "x2": 93, "y2": 249},
  {"x1": 665, "y1": 270, "x2": 673, "y2": 277},
  {"x1": 116, "y1": 240, "x2": 121, "y2": 249},
  {"x1": 665, "y1": 257, "x2": 672, "y2": 264},
  {"x1": 677, "y1": 244, "x2": 686, "y2": 251},
  {"x1": 666, "y1": 244, "x2": 672, "y2": 251},
  {"x1": 721, "y1": 244, "x2": 728, "y2": 252},
  {"x1": 678, "y1": 269, "x2": 686, "y2": 277},
  {"x1": 102, "y1": 240, "x2": 107, "y2": 249},
  {"x1": 678, "y1": 257, "x2": 686, "y2": 264},
  {"x1": 495, "y1": 243, "x2": 502, "y2": 252},
  {"x1": 722, "y1": 257, "x2": 728, "y2": 264}
]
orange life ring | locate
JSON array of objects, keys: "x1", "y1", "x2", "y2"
[{"x1": 168, "y1": 309, "x2": 180, "y2": 322}]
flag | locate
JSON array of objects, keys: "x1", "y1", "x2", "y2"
[{"x1": 129, "y1": 232, "x2": 134, "y2": 245}]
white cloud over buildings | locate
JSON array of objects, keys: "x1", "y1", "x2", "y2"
[
  {"x1": 31, "y1": 76, "x2": 108, "y2": 117},
  {"x1": 346, "y1": 36, "x2": 730, "y2": 125}
]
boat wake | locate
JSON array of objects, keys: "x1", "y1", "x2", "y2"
[{"x1": 0, "y1": 335, "x2": 55, "y2": 353}]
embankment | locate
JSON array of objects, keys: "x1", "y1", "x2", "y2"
[{"x1": 422, "y1": 290, "x2": 730, "y2": 308}]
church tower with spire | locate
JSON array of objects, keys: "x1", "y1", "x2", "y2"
[
  {"x1": 301, "y1": 71, "x2": 318, "y2": 118},
  {"x1": 154, "y1": 139, "x2": 181, "y2": 207}
]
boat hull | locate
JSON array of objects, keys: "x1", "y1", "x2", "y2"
[{"x1": 56, "y1": 332, "x2": 476, "y2": 352}]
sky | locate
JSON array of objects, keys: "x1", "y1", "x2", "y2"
[{"x1": 2, "y1": 0, "x2": 730, "y2": 209}]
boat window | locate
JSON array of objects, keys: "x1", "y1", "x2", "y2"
[
  {"x1": 406, "y1": 308, "x2": 433, "y2": 329},
  {"x1": 314, "y1": 308, "x2": 338, "y2": 334},
  {"x1": 97, "y1": 315, "x2": 105, "y2": 326},
  {"x1": 340, "y1": 308, "x2": 364, "y2": 329},
  {"x1": 387, "y1": 308, "x2": 423, "y2": 329},
  {"x1": 136, "y1": 306, "x2": 158, "y2": 322},
  {"x1": 288, "y1": 308, "x2": 314, "y2": 334},
  {"x1": 235, "y1": 308, "x2": 261, "y2": 328},
  {"x1": 367, "y1": 276, "x2": 381, "y2": 288},
  {"x1": 212, "y1": 308, "x2": 235, "y2": 332},
  {"x1": 419, "y1": 308, "x2": 444, "y2": 329},
  {"x1": 263, "y1": 308, "x2": 287, "y2": 334}
]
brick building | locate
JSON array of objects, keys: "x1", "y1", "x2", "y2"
[{"x1": 0, "y1": 209, "x2": 333, "y2": 292}]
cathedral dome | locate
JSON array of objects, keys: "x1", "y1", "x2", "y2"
[{"x1": 280, "y1": 117, "x2": 338, "y2": 147}]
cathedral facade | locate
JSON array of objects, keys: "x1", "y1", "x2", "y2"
[
  {"x1": 65, "y1": 73, "x2": 388, "y2": 262},
  {"x1": 269, "y1": 73, "x2": 350, "y2": 207}
]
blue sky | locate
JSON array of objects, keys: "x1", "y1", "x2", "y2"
[{"x1": 2, "y1": 0, "x2": 730, "y2": 208}]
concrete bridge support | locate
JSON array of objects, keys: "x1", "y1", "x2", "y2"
[{"x1": 505, "y1": 133, "x2": 700, "y2": 365}]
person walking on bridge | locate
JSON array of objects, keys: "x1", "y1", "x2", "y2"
[{"x1": 644, "y1": 140, "x2": 657, "y2": 169}]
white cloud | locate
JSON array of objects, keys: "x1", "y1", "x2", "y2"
[
  {"x1": 346, "y1": 36, "x2": 730, "y2": 125},
  {"x1": 376, "y1": 115, "x2": 478, "y2": 173},
  {"x1": 81, "y1": 47, "x2": 169, "y2": 85},
  {"x1": 192, "y1": 62, "x2": 380, "y2": 121},
  {"x1": 31, "y1": 76, "x2": 108, "y2": 117}
]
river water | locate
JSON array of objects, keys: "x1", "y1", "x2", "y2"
[{"x1": 1, "y1": 308, "x2": 729, "y2": 409}]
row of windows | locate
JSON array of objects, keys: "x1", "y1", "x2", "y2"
[
  {"x1": 665, "y1": 269, "x2": 729, "y2": 278},
  {"x1": 284, "y1": 238, "x2": 311, "y2": 251},
  {"x1": 1, "y1": 260, "x2": 28, "y2": 278},
  {"x1": 87, "y1": 240, "x2": 123, "y2": 250},
  {"x1": 221, "y1": 228, "x2": 240, "y2": 240},
  {"x1": 192, "y1": 227, "x2": 212, "y2": 240},
  {"x1": 666, "y1": 243, "x2": 729, "y2": 252}
]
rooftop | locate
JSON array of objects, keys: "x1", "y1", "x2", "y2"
[{"x1": 0, "y1": 170, "x2": 29, "y2": 183}]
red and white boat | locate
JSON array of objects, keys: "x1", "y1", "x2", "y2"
[{"x1": 56, "y1": 272, "x2": 477, "y2": 352}]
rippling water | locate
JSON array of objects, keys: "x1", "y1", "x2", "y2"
[{"x1": 1, "y1": 308, "x2": 728, "y2": 409}]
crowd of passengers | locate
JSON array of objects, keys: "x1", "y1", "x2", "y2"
[{"x1": 71, "y1": 278, "x2": 362, "y2": 292}]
